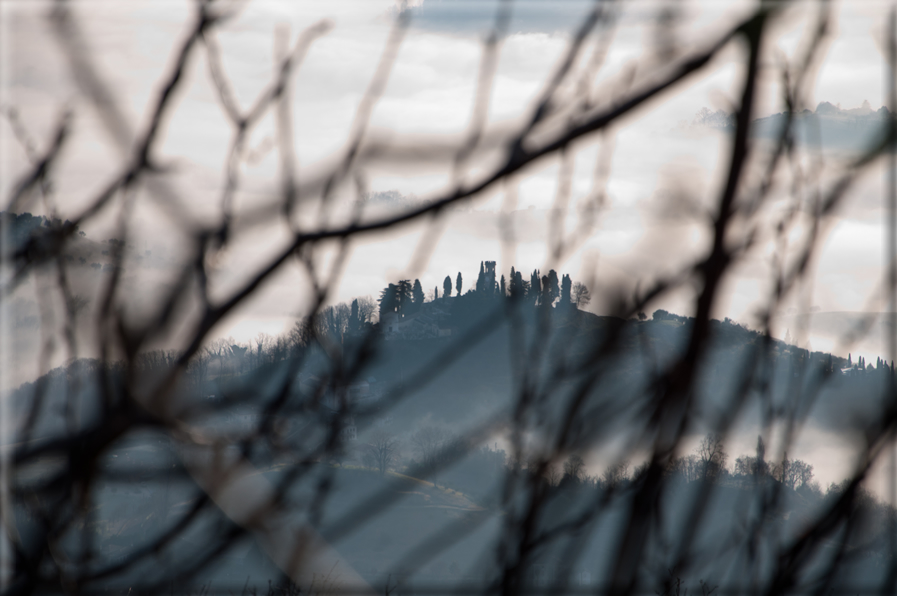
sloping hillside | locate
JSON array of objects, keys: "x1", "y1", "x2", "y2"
[{"x1": 263, "y1": 464, "x2": 498, "y2": 587}]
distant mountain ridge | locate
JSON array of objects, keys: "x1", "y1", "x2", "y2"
[
  {"x1": 689, "y1": 101, "x2": 891, "y2": 153},
  {"x1": 777, "y1": 310, "x2": 895, "y2": 352},
  {"x1": 752, "y1": 101, "x2": 891, "y2": 152}
]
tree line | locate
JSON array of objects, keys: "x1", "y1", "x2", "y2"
[{"x1": 378, "y1": 261, "x2": 592, "y2": 317}]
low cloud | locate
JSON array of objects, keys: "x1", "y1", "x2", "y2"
[
  {"x1": 683, "y1": 101, "x2": 891, "y2": 157},
  {"x1": 754, "y1": 101, "x2": 891, "y2": 154},
  {"x1": 406, "y1": 0, "x2": 596, "y2": 35}
]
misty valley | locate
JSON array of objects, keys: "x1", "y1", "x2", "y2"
[{"x1": 9, "y1": 257, "x2": 896, "y2": 594}]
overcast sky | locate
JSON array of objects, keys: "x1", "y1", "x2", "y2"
[
  {"x1": 2, "y1": 0, "x2": 892, "y2": 358},
  {"x1": 3, "y1": 0, "x2": 891, "y2": 339}
]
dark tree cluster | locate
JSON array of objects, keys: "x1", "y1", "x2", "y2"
[
  {"x1": 429, "y1": 261, "x2": 591, "y2": 309},
  {"x1": 1, "y1": 211, "x2": 81, "y2": 250}
]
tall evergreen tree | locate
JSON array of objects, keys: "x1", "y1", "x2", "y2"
[
  {"x1": 412, "y1": 279, "x2": 424, "y2": 306},
  {"x1": 485, "y1": 262, "x2": 496, "y2": 296},
  {"x1": 541, "y1": 275, "x2": 552, "y2": 308},
  {"x1": 378, "y1": 283, "x2": 398, "y2": 316},
  {"x1": 397, "y1": 280, "x2": 413, "y2": 313},
  {"x1": 547, "y1": 269, "x2": 560, "y2": 304},
  {"x1": 456, "y1": 272, "x2": 463, "y2": 296},
  {"x1": 443, "y1": 275, "x2": 452, "y2": 299},
  {"x1": 530, "y1": 269, "x2": 541, "y2": 304},
  {"x1": 476, "y1": 261, "x2": 486, "y2": 293},
  {"x1": 560, "y1": 274, "x2": 572, "y2": 306},
  {"x1": 349, "y1": 299, "x2": 360, "y2": 334},
  {"x1": 509, "y1": 269, "x2": 522, "y2": 299},
  {"x1": 755, "y1": 435, "x2": 767, "y2": 478},
  {"x1": 500, "y1": 274, "x2": 506, "y2": 297}
]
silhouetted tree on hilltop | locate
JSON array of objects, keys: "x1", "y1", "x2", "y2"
[
  {"x1": 412, "y1": 279, "x2": 424, "y2": 307},
  {"x1": 529, "y1": 269, "x2": 541, "y2": 304},
  {"x1": 547, "y1": 269, "x2": 560, "y2": 304},
  {"x1": 379, "y1": 283, "x2": 398, "y2": 316},
  {"x1": 560, "y1": 273, "x2": 572, "y2": 309}
]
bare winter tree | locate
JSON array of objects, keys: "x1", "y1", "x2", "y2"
[
  {"x1": 355, "y1": 296, "x2": 377, "y2": 325},
  {"x1": 410, "y1": 426, "x2": 449, "y2": 471},
  {"x1": 571, "y1": 281, "x2": 591, "y2": 309},
  {"x1": 601, "y1": 460, "x2": 630, "y2": 490},
  {"x1": 363, "y1": 429, "x2": 400, "y2": 475},
  {"x1": 207, "y1": 336, "x2": 233, "y2": 376},
  {"x1": 696, "y1": 433, "x2": 727, "y2": 481},
  {"x1": 2, "y1": 0, "x2": 896, "y2": 595},
  {"x1": 772, "y1": 455, "x2": 814, "y2": 491},
  {"x1": 563, "y1": 454, "x2": 586, "y2": 482}
]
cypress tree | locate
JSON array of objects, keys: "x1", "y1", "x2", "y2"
[
  {"x1": 530, "y1": 270, "x2": 541, "y2": 303},
  {"x1": 349, "y1": 299, "x2": 360, "y2": 334},
  {"x1": 476, "y1": 261, "x2": 485, "y2": 293},
  {"x1": 561, "y1": 274, "x2": 572, "y2": 306},
  {"x1": 412, "y1": 279, "x2": 424, "y2": 306},
  {"x1": 379, "y1": 283, "x2": 398, "y2": 315},
  {"x1": 541, "y1": 275, "x2": 552, "y2": 307},
  {"x1": 456, "y1": 272, "x2": 463, "y2": 296},
  {"x1": 396, "y1": 280, "x2": 413, "y2": 313},
  {"x1": 547, "y1": 270, "x2": 560, "y2": 303}
]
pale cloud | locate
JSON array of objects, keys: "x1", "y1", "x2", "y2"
[
  {"x1": 2, "y1": 0, "x2": 890, "y2": 353},
  {"x1": 407, "y1": 0, "x2": 595, "y2": 36}
]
